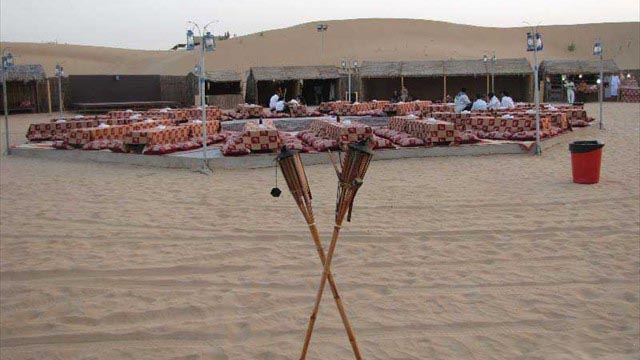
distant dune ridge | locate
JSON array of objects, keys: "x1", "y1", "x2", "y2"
[{"x1": 1, "y1": 19, "x2": 638, "y2": 77}]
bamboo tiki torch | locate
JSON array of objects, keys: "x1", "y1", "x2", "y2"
[
  {"x1": 300, "y1": 139, "x2": 374, "y2": 360},
  {"x1": 274, "y1": 146, "x2": 362, "y2": 359}
]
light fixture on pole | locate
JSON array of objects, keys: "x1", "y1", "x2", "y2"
[
  {"x1": 526, "y1": 23, "x2": 543, "y2": 155},
  {"x1": 186, "y1": 20, "x2": 217, "y2": 175},
  {"x1": 482, "y1": 51, "x2": 497, "y2": 93},
  {"x1": 593, "y1": 39, "x2": 604, "y2": 130},
  {"x1": 316, "y1": 24, "x2": 328, "y2": 58},
  {"x1": 341, "y1": 60, "x2": 358, "y2": 102},
  {"x1": 55, "y1": 64, "x2": 65, "y2": 118},
  {"x1": 2, "y1": 49, "x2": 14, "y2": 155}
]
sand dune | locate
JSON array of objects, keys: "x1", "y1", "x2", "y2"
[
  {"x1": 2, "y1": 19, "x2": 638, "y2": 78},
  {"x1": 0, "y1": 102, "x2": 638, "y2": 359}
]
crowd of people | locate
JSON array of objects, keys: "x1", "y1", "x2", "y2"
[{"x1": 453, "y1": 88, "x2": 515, "y2": 113}]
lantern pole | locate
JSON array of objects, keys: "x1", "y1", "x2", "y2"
[
  {"x1": 491, "y1": 51, "x2": 496, "y2": 93},
  {"x1": 187, "y1": 20, "x2": 218, "y2": 175},
  {"x1": 525, "y1": 22, "x2": 543, "y2": 155},
  {"x1": 55, "y1": 64, "x2": 64, "y2": 118},
  {"x1": 594, "y1": 39, "x2": 604, "y2": 130},
  {"x1": 2, "y1": 48, "x2": 14, "y2": 156}
]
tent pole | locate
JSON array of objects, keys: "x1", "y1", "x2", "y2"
[
  {"x1": 486, "y1": 74, "x2": 490, "y2": 95},
  {"x1": 443, "y1": 74, "x2": 447, "y2": 102},
  {"x1": 46, "y1": 79, "x2": 52, "y2": 113}
]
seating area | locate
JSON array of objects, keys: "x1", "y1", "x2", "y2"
[
  {"x1": 24, "y1": 101, "x2": 596, "y2": 157},
  {"x1": 221, "y1": 103, "x2": 323, "y2": 120},
  {"x1": 318, "y1": 100, "x2": 455, "y2": 117}
]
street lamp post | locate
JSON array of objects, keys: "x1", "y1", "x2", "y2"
[
  {"x1": 593, "y1": 39, "x2": 604, "y2": 130},
  {"x1": 316, "y1": 24, "x2": 328, "y2": 59},
  {"x1": 526, "y1": 24, "x2": 544, "y2": 155},
  {"x1": 483, "y1": 51, "x2": 497, "y2": 93},
  {"x1": 341, "y1": 60, "x2": 358, "y2": 102},
  {"x1": 55, "y1": 64, "x2": 64, "y2": 118},
  {"x1": 186, "y1": 21, "x2": 217, "y2": 175},
  {"x1": 2, "y1": 49, "x2": 14, "y2": 155}
]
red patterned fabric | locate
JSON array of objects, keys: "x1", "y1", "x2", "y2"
[
  {"x1": 510, "y1": 130, "x2": 548, "y2": 141},
  {"x1": 240, "y1": 120, "x2": 281, "y2": 151},
  {"x1": 458, "y1": 131, "x2": 481, "y2": 144},
  {"x1": 52, "y1": 140, "x2": 73, "y2": 150},
  {"x1": 288, "y1": 104, "x2": 308, "y2": 117},
  {"x1": 620, "y1": 87, "x2": 640, "y2": 102},
  {"x1": 485, "y1": 131, "x2": 513, "y2": 140},
  {"x1": 383, "y1": 102, "x2": 416, "y2": 116},
  {"x1": 82, "y1": 140, "x2": 111, "y2": 150},
  {"x1": 143, "y1": 143, "x2": 180, "y2": 155},
  {"x1": 222, "y1": 134, "x2": 251, "y2": 156},
  {"x1": 371, "y1": 135, "x2": 394, "y2": 149},
  {"x1": 108, "y1": 140, "x2": 129, "y2": 153},
  {"x1": 236, "y1": 104, "x2": 264, "y2": 118},
  {"x1": 374, "y1": 127, "x2": 425, "y2": 147},
  {"x1": 308, "y1": 119, "x2": 373, "y2": 147},
  {"x1": 279, "y1": 132, "x2": 308, "y2": 152},
  {"x1": 124, "y1": 126, "x2": 191, "y2": 147}
]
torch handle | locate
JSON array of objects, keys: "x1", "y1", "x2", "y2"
[
  {"x1": 300, "y1": 223, "x2": 350, "y2": 359},
  {"x1": 305, "y1": 224, "x2": 361, "y2": 359}
]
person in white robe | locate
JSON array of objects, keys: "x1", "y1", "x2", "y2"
[
  {"x1": 610, "y1": 74, "x2": 621, "y2": 99},
  {"x1": 487, "y1": 92, "x2": 500, "y2": 110},
  {"x1": 454, "y1": 88, "x2": 472, "y2": 113},
  {"x1": 500, "y1": 91, "x2": 515, "y2": 109},
  {"x1": 471, "y1": 94, "x2": 488, "y2": 111},
  {"x1": 564, "y1": 79, "x2": 576, "y2": 104},
  {"x1": 269, "y1": 91, "x2": 280, "y2": 110}
]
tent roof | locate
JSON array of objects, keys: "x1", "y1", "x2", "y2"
[
  {"x1": 251, "y1": 65, "x2": 340, "y2": 81},
  {"x1": 203, "y1": 69, "x2": 242, "y2": 82},
  {"x1": 0, "y1": 64, "x2": 47, "y2": 82},
  {"x1": 539, "y1": 59, "x2": 620, "y2": 75},
  {"x1": 360, "y1": 58, "x2": 532, "y2": 78}
]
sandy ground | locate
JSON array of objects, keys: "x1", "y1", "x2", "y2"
[{"x1": 0, "y1": 103, "x2": 638, "y2": 359}]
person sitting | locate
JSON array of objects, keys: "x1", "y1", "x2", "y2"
[
  {"x1": 275, "y1": 98, "x2": 286, "y2": 112},
  {"x1": 471, "y1": 94, "x2": 488, "y2": 111},
  {"x1": 500, "y1": 90, "x2": 515, "y2": 109},
  {"x1": 391, "y1": 90, "x2": 400, "y2": 103},
  {"x1": 454, "y1": 88, "x2": 472, "y2": 113},
  {"x1": 400, "y1": 87, "x2": 410, "y2": 102},
  {"x1": 487, "y1": 92, "x2": 500, "y2": 110},
  {"x1": 269, "y1": 90, "x2": 281, "y2": 110}
]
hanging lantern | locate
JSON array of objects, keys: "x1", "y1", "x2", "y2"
[
  {"x1": 535, "y1": 33, "x2": 543, "y2": 51},
  {"x1": 2, "y1": 53, "x2": 14, "y2": 70},
  {"x1": 483, "y1": 54, "x2": 488, "y2": 64},
  {"x1": 186, "y1": 29, "x2": 195, "y2": 51},
  {"x1": 204, "y1": 32, "x2": 216, "y2": 52},
  {"x1": 341, "y1": 60, "x2": 347, "y2": 69},
  {"x1": 526, "y1": 32, "x2": 535, "y2": 51},
  {"x1": 593, "y1": 41, "x2": 602, "y2": 56},
  {"x1": 492, "y1": 54, "x2": 497, "y2": 64}
]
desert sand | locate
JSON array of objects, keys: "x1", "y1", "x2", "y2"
[
  {"x1": 2, "y1": 19, "x2": 639, "y2": 77},
  {"x1": 0, "y1": 102, "x2": 638, "y2": 359}
]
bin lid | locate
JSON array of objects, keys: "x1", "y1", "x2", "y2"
[{"x1": 569, "y1": 140, "x2": 604, "y2": 153}]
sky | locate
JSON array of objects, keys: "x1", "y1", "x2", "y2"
[{"x1": 1, "y1": 0, "x2": 639, "y2": 50}]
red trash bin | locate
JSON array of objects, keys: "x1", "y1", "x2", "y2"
[{"x1": 569, "y1": 141, "x2": 604, "y2": 184}]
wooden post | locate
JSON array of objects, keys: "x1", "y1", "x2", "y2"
[
  {"x1": 46, "y1": 79, "x2": 52, "y2": 113},
  {"x1": 486, "y1": 74, "x2": 490, "y2": 95},
  {"x1": 401, "y1": 75, "x2": 404, "y2": 89},
  {"x1": 443, "y1": 74, "x2": 447, "y2": 102}
]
